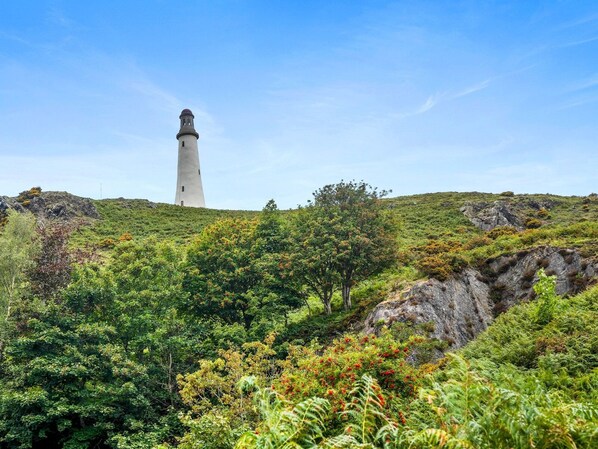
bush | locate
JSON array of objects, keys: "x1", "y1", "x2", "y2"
[
  {"x1": 525, "y1": 218, "x2": 542, "y2": 229},
  {"x1": 275, "y1": 330, "x2": 436, "y2": 419},
  {"x1": 118, "y1": 232, "x2": 133, "y2": 241},
  {"x1": 16, "y1": 186, "x2": 42, "y2": 204},
  {"x1": 500, "y1": 191, "x2": 515, "y2": 197},
  {"x1": 416, "y1": 255, "x2": 453, "y2": 280},
  {"x1": 486, "y1": 226, "x2": 519, "y2": 239}
]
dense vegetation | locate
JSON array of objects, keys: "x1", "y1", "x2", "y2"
[{"x1": 0, "y1": 185, "x2": 596, "y2": 448}]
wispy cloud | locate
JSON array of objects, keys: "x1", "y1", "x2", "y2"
[
  {"x1": 566, "y1": 75, "x2": 598, "y2": 93},
  {"x1": 557, "y1": 13, "x2": 598, "y2": 30},
  {"x1": 560, "y1": 35, "x2": 598, "y2": 48},
  {"x1": 392, "y1": 78, "x2": 491, "y2": 120},
  {"x1": 451, "y1": 79, "x2": 491, "y2": 99},
  {"x1": 46, "y1": 8, "x2": 75, "y2": 28}
]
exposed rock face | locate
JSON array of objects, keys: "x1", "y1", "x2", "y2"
[
  {"x1": 364, "y1": 246, "x2": 596, "y2": 348},
  {"x1": 487, "y1": 246, "x2": 596, "y2": 314},
  {"x1": 460, "y1": 199, "x2": 557, "y2": 231},
  {"x1": 460, "y1": 201, "x2": 523, "y2": 231},
  {"x1": 0, "y1": 192, "x2": 99, "y2": 222},
  {"x1": 364, "y1": 269, "x2": 493, "y2": 348}
]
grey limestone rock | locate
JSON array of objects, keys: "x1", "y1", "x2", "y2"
[
  {"x1": 364, "y1": 269, "x2": 493, "y2": 348},
  {"x1": 460, "y1": 201, "x2": 523, "y2": 231},
  {"x1": 364, "y1": 246, "x2": 596, "y2": 349}
]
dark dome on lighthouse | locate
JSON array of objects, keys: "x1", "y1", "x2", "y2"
[{"x1": 180, "y1": 108, "x2": 194, "y2": 117}]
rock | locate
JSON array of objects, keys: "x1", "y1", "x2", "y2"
[
  {"x1": 487, "y1": 246, "x2": 596, "y2": 314},
  {"x1": 364, "y1": 246, "x2": 596, "y2": 349},
  {"x1": 460, "y1": 201, "x2": 523, "y2": 231},
  {"x1": 0, "y1": 191, "x2": 99, "y2": 222},
  {"x1": 364, "y1": 268, "x2": 493, "y2": 348}
]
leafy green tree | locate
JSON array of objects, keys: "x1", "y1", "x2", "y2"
[
  {"x1": 0, "y1": 211, "x2": 38, "y2": 358},
  {"x1": 253, "y1": 200, "x2": 306, "y2": 327},
  {"x1": 184, "y1": 218, "x2": 262, "y2": 330},
  {"x1": 184, "y1": 207, "x2": 303, "y2": 333},
  {"x1": 291, "y1": 181, "x2": 397, "y2": 314},
  {"x1": 0, "y1": 303, "x2": 157, "y2": 449},
  {"x1": 66, "y1": 240, "x2": 207, "y2": 408}
]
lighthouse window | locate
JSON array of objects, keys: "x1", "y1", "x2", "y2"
[
  {"x1": 182, "y1": 141, "x2": 185, "y2": 147},
  {"x1": 182, "y1": 186, "x2": 185, "y2": 192},
  {"x1": 198, "y1": 169, "x2": 201, "y2": 175}
]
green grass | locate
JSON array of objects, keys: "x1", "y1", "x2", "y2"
[
  {"x1": 72, "y1": 199, "x2": 258, "y2": 246},
  {"x1": 72, "y1": 192, "x2": 598, "y2": 286}
]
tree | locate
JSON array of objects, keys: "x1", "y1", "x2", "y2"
[
  {"x1": 0, "y1": 303, "x2": 158, "y2": 449},
  {"x1": 184, "y1": 218, "x2": 262, "y2": 330},
  {"x1": 28, "y1": 221, "x2": 74, "y2": 302},
  {"x1": 184, "y1": 207, "x2": 303, "y2": 333},
  {"x1": 292, "y1": 181, "x2": 397, "y2": 314},
  {"x1": 0, "y1": 211, "x2": 38, "y2": 358}
]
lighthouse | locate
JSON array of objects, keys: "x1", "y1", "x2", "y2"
[{"x1": 175, "y1": 109, "x2": 205, "y2": 207}]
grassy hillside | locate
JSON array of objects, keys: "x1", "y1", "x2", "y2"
[
  {"x1": 72, "y1": 192, "x2": 598, "y2": 248},
  {"x1": 72, "y1": 198, "x2": 258, "y2": 246}
]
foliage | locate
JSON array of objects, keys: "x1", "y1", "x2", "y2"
[
  {"x1": 177, "y1": 335, "x2": 280, "y2": 449},
  {"x1": 184, "y1": 205, "x2": 303, "y2": 334},
  {"x1": 0, "y1": 304, "x2": 158, "y2": 449},
  {"x1": 398, "y1": 355, "x2": 598, "y2": 449},
  {"x1": 0, "y1": 211, "x2": 39, "y2": 358},
  {"x1": 291, "y1": 181, "x2": 397, "y2": 314},
  {"x1": 28, "y1": 221, "x2": 74, "y2": 302},
  {"x1": 15, "y1": 186, "x2": 42, "y2": 204},
  {"x1": 1, "y1": 186, "x2": 597, "y2": 448},
  {"x1": 236, "y1": 374, "x2": 396, "y2": 449},
  {"x1": 274, "y1": 328, "x2": 437, "y2": 421},
  {"x1": 533, "y1": 269, "x2": 559, "y2": 325}
]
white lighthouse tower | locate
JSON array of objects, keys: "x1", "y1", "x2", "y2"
[{"x1": 175, "y1": 108, "x2": 205, "y2": 207}]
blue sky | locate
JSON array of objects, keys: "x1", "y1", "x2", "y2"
[{"x1": 0, "y1": 1, "x2": 596, "y2": 210}]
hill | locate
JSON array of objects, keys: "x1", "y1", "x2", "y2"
[{"x1": 0, "y1": 187, "x2": 596, "y2": 449}]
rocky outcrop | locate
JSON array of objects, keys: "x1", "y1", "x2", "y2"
[
  {"x1": 0, "y1": 191, "x2": 99, "y2": 222},
  {"x1": 487, "y1": 246, "x2": 596, "y2": 314},
  {"x1": 364, "y1": 269, "x2": 493, "y2": 347},
  {"x1": 364, "y1": 246, "x2": 596, "y2": 348},
  {"x1": 460, "y1": 199, "x2": 557, "y2": 231},
  {"x1": 460, "y1": 201, "x2": 523, "y2": 231}
]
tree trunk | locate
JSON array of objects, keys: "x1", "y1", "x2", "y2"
[
  {"x1": 342, "y1": 284, "x2": 352, "y2": 310},
  {"x1": 324, "y1": 300, "x2": 332, "y2": 315}
]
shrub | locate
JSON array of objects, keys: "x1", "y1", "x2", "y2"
[
  {"x1": 16, "y1": 186, "x2": 42, "y2": 204},
  {"x1": 524, "y1": 218, "x2": 542, "y2": 229},
  {"x1": 533, "y1": 268, "x2": 559, "y2": 325},
  {"x1": 537, "y1": 208, "x2": 550, "y2": 218},
  {"x1": 98, "y1": 238, "x2": 116, "y2": 248},
  {"x1": 416, "y1": 255, "x2": 453, "y2": 281},
  {"x1": 500, "y1": 191, "x2": 515, "y2": 197},
  {"x1": 486, "y1": 226, "x2": 519, "y2": 239},
  {"x1": 274, "y1": 329, "x2": 435, "y2": 420},
  {"x1": 118, "y1": 232, "x2": 133, "y2": 241}
]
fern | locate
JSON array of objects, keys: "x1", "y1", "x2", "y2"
[
  {"x1": 235, "y1": 377, "x2": 331, "y2": 449},
  {"x1": 341, "y1": 374, "x2": 388, "y2": 446}
]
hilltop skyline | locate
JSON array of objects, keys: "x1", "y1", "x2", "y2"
[{"x1": 0, "y1": 1, "x2": 597, "y2": 210}]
